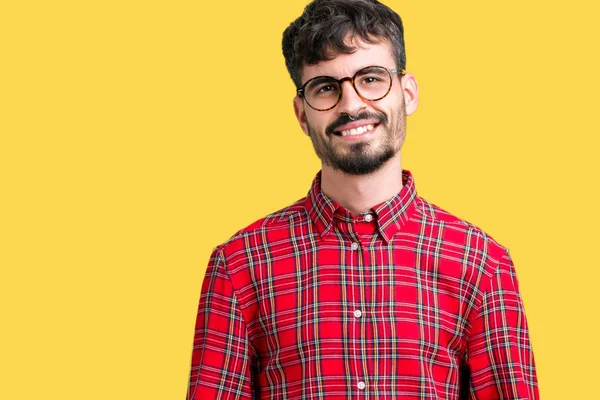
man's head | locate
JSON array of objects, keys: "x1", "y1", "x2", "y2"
[
  {"x1": 282, "y1": 0, "x2": 418, "y2": 176},
  {"x1": 282, "y1": 0, "x2": 406, "y2": 90}
]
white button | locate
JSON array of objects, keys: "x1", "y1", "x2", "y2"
[
  {"x1": 351, "y1": 242, "x2": 359, "y2": 250},
  {"x1": 357, "y1": 381, "x2": 366, "y2": 390},
  {"x1": 364, "y1": 214, "x2": 373, "y2": 222},
  {"x1": 353, "y1": 309, "x2": 362, "y2": 318}
]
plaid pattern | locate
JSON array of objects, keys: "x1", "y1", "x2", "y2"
[{"x1": 187, "y1": 170, "x2": 538, "y2": 399}]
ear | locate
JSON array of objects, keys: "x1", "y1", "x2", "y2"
[
  {"x1": 400, "y1": 73, "x2": 419, "y2": 116},
  {"x1": 293, "y1": 95, "x2": 310, "y2": 136}
]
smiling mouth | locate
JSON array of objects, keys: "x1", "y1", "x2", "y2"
[{"x1": 333, "y1": 124, "x2": 377, "y2": 137}]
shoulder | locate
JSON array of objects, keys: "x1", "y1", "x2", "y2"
[
  {"x1": 412, "y1": 195, "x2": 509, "y2": 262},
  {"x1": 211, "y1": 196, "x2": 309, "y2": 259}
]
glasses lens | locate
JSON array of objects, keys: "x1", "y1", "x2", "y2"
[
  {"x1": 304, "y1": 77, "x2": 341, "y2": 111},
  {"x1": 354, "y1": 67, "x2": 392, "y2": 101}
]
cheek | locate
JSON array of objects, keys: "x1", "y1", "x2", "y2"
[
  {"x1": 306, "y1": 112, "x2": 333, "y2": 132},
  {"x1": 382, "y1": 92, "x2": 404, "y2": 111}
]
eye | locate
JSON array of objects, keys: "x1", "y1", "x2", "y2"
[
  {"x1": 311, "y1": 83, "x2": 339, "y2": 97},
  {"x1": 362, "y1": 76, "x2": 382, "y2": 84},
  {"x1": 317, "y1": 84, "x2": 335, "y2": 93}
]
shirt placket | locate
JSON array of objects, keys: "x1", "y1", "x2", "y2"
[{"x1": 341, "y1": 218, "x2": 371, "y2": 397}]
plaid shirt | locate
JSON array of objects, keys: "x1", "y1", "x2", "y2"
[{"x1": 187, "y1": 170, "x2": 538, "y2": 399}]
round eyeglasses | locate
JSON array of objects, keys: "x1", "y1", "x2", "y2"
[{"x1": 296, "y1": 65, "x2": 405, "y2": 111}]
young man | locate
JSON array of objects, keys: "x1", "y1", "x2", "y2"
[{"x1": 187, "y1": 1, "x2": 539, "y2": 399}]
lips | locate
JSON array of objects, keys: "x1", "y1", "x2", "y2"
[
  {"x1": 332, "y1": 120, "x2": 380, "y2": 137},
  {"x1": 337, "y1": 123, "x2": 376, "y2": 136},
  {"x1": 326, "y1": 111, "x2": 387, "y2": 137}
]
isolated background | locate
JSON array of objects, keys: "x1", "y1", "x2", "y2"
[{"x1": 2, "y1": 0, "x2": 599, "y2": 398}]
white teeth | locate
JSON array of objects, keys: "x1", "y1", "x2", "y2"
[{"x1": 340, "y1": 124, "x2": 375, "y2": 137}]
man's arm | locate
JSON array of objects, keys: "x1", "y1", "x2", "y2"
[
  {"x1": 187, "y1": 249, "x2": 255, "y2": 400},
  {"x1": 466, "y1": 249, "x2": 539, "y2": 399}
]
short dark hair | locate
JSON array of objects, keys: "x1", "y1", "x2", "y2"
[{"x1": 282, "y1": 0, "x2": 406, "y2": 89}]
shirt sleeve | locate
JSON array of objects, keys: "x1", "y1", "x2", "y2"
[
  {"x1": 466, "y1": 249, "x2": 539, "y2": 399},
  {"x1": 187, "y1": 249, "x2": 256, "y2": 400}
]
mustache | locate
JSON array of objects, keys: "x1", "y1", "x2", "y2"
[{"x1": 326, "y1": 111, "x2": 388, "y2": 135}]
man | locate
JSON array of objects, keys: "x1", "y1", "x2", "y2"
[{"x1": 187, "y1": 0, "x2": 539, "y2": 399}]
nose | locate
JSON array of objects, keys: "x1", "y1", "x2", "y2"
[{"x1": 336, "y1": 80, "x2": 366, "y2": 116}]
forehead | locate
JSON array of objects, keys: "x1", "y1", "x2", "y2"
[{"x1": 301, "y1": 38, "x2": 395, "y2": 83}]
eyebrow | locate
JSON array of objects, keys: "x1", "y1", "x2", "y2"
[
  {"x1": 355, "y1": 66, "x2": 387, "y2": 75},
  {"x1": 305, "y1": 75, "x2": 337, "y2": 86},
  {"x1": 308, "y1": 65, "x2": 389, "y2": 81}
]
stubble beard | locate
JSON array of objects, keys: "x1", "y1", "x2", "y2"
[{"x1": 307, "y1": 104, "x2": 406, "y2": 176}]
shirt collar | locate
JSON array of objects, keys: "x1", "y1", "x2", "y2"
[{"x1": 304, "y1": 170, "x2": 418, "y2": 243}]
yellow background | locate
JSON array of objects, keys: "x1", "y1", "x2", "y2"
[{"x1": 1, "y1": 0, "x2": 599, "y2": 398}]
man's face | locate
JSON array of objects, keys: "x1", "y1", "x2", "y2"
[{"x1": 293, "y1": 38, "x2": 418, "y2": 175}]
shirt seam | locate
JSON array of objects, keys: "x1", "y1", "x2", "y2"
[
  {"x1": 463, "y1": 245, "x2": 506, "y2": 362},
  {"x1": 216, "y1": 249, "x2": 260, "y2": 362}
]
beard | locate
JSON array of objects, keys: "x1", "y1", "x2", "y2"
[{"x1": 306, "y1": 104, "x2": 406, "y2": 176}]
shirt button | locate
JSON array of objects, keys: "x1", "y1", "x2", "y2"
[
  {"x1": 353, "y1": 309, "x2": 362, "y2": 318},
  {"x1": 357, "y1": 381, "x2": 366, "y2": 390},
  {"x1": 351, "y1": 242, "x2": 359, "y2": 250},
  {"x1": 364, "y1": 214, "x2": 373, "y2": 222}
]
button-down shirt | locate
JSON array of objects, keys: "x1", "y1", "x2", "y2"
[{"x1": 187, "y1": 170, "x2": 538, "y2": 399}]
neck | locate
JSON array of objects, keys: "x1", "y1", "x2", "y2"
[{"x1": 320, "y1": 153, "x2": 404, "y2": 215}]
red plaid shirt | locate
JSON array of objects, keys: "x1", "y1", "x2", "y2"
[{"x1": 187, "y1": 170, "x2": 538, "y2": 399}]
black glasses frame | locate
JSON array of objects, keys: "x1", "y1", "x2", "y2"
[{"x1": 296, "y1": 65, "x2": 405, "y2": 111}]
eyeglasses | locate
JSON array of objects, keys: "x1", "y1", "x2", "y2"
[{"x1": 297, "y1": 65, "x2": 405, "y2": 112}]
